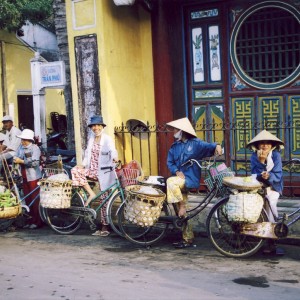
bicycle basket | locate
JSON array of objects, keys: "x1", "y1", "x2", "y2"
[
  {"x1": 117, "y1": 160, "x2": 143, "y2": 188},
  {"x1": 124, "y1": 185, "x2": 166, "y2": 227},
  {"x1": 39, "y1": 174, "x2": 72, "y2": 209},
  {"x1": 0, "y1": 192, "x2": 21, "y2": 219},
  {"x1": 223, "y1": 192, "x2": 264, "y2": 223},
  {"x1": 204, "y1": 163, "x2": 235, "y2": 197}
]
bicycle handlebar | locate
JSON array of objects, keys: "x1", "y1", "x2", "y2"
[{"x1": 181, "y1": 155, "x2": 218, "y2": 170}]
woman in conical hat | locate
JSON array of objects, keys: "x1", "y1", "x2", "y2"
[
  {"x1": 248, "y1": 130, "x2": 284, "y2": 255},
  {"x1": 166, "y1": 117, "x2": 222, "y2": 248}
]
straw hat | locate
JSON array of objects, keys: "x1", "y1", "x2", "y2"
[
  {"x1": 166, "y1": 117, "x2": 197, "y2": 137},
  {"x1": 17, "y1": 129, "x2": 35, "y2": 142},
  {"x1": 246, "y1": 130, "x2": 284, "y2": 150}
]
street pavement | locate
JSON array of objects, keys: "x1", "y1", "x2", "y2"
[{"x1": 0, "y1": 226, "x2": 299, "y2": 300}]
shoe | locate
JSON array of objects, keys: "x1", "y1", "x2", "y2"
[
  {"x1": 28, "y1": 224, "x2": 38, "y2": 229},
  {"x1": 23, "y1": 224, "x2": 30, "y2": 229},
  {"x1": 99, "y1": 230, "x2": 110, "y2": 237},
  {"x1": 92, "y1": 230, "x2": 102, "y2": 236},
  {"x1": 173, "y1": 241, "x2": 194, "y2": 249},
  {"x1": 275, "y1": 247, "x2": 285, "y2": 256}
]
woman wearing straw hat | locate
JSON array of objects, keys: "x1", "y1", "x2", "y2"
[
  {"x1": 13, "y1": 129, "x2": 42, "y2": 229},
  {"x1": 71, "y1": 115, "x2": 118, "y2": 237},
  {"x1": 166, "y1": 117, "x2": 222, "y2": 248},
  {"x1": 247, "y1": 129, "x2": 284, "y2": 255}
]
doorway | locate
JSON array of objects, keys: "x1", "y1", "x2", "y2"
[{"x1": 17, "y1": 95, "x2": 34, "y2": 130}]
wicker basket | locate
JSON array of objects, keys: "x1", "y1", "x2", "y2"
[
  {"x1": 0, "y1": 204, "x2": 22, "y2": 219},
  {"x1": 222, "y1": 176, "x2": 262, "y2": 191},
  {"x1": 224, "y1": 192, "x2": 264, "y2": 223},
  {"x1": 124, "y1": 185, "x2": 166, "y2": 227},
  {"x1": 40, "y1": 179, "x2": 72, "y2": 208}
]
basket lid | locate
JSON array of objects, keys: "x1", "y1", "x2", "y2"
[{"x1": 223, "y1": 176, "x2": 262, "y2": 191}]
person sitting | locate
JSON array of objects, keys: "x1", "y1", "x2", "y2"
[
  {"x1": 71, "y1": 115, "x2": 118, "y2": 237},
  {"x1": 247, "y1": 129, "x2": 285, "y2": 255},
  {"x1": 166, "y1": 117, "x2": 222, "y2": 248}
]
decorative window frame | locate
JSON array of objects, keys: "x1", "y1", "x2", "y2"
[{"x1": 230, "y1": 1, "x2": 300, "y2": 89}]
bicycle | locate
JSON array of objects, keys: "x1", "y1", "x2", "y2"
[
  {"x1": 43, "y1": 162, "x2": 135, "y2": 236},
  {"x1": 0, "y1": 166, "x2": 64, "y2": 231},
  {"x1": 117, "y1": 156, "x2": 234, "y2": 246},
  {"x1": 206, "y1": 158, "x2": 300, "y2": 258}
]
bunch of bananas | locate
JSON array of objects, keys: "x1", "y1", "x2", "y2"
[{"x1": 0, "y1": 190, "x2": 17, "y2": 207}]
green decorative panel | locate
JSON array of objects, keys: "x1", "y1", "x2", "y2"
[
  {"x1": 288, "y1": 96, "x2": 300, "y2": 154},
  {"x1": 258, "y1": 96, "x2": 283, "y2": 127},
  {"x1": 232, "y1": 98, "x2": 254, "y2": 154}
]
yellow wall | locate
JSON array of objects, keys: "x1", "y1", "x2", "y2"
[
  {"x1": 66, "y1": 0, "x2": 157, "y2": 174},
  {"x1": 0, "y1": 30, "x2": 66, "y2": 132}
]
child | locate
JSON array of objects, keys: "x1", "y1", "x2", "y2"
[
  {"x1": 247, "y1": 130, "x2": 284, "y2": 255},
  {"x1": 13, "y1": 129, "x2": 42, "y2": 229}
]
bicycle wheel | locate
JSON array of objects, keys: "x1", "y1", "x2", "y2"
[
  {"x1": 38, "y1": 200, "x2": 48, "y2": 224},
  {"x1": 118, "y1": 201, "x2": 171, "y2": 246},
  {"x1": 106, "y1": 192, "x2": 124, "y2": 237},
  {"x1": 44, "y1": 190, "x2": 84, "y2": 234},
  {"x1": 206, "y1": 196, "x2": 267, "y2": 258},
  {"x1": 0, "y1": 219, "x2": 14, "y2": 231}
]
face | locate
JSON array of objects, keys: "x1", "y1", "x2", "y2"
[
  {"x1": 257, "y1": 141, "x2": 273, "y2": 152},
  {"x1": 21, "y1": 139, "x2": 31, "y2": 146},
  {"x1": 2, "y1": 121, "x2": 13, "y2": 131},
  {"x1": 91, "y1": 124, "x2": 103, "y2": 135}
]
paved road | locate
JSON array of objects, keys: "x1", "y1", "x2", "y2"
[{"x1": 0, "y1": 227, "x2": 299, "y2": 300}]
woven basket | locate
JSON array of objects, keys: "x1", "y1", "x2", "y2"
[
  {"x1": 224, "y1": 192, "x2": 264, "y2": 223},
  {"x1": 124, "y1": 185, "x2": 166, "y2": 227},
  {"x1": 0, "y1": 204, "x2": 22, "y2": 219},
  {"x1": 40, "y1": 179, "x2": 72, "y2": 208},
  {"x1": 222, "y1": 176, "x2": 262, "y2": 191}
]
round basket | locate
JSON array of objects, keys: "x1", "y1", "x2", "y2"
[
  {"x1": 224, "y1": 192, "x2": 264, "y2": 223},
  {"x1": 124, "y1": 185, "x2": 166, "y2": 227},
  {"x1": 223, "y1": 176, "x2": 262, "y2": 191},
  {"x1": 0, "y1": 204, "x2": 22, "y2": 219},
  {"x1": 40, "y1": 179, "x2": 72, "y2": 208}
]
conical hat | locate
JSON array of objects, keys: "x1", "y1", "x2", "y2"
[
  {"x1": 166, "y1": 117, "x2": 197, "y2": 137},
  {"x1": 247, "y1": 130, "x2": 284, "y2": 149}
]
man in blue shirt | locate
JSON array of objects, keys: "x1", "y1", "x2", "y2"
[{"x1": 166, "y1": 117, "x2": 222, "y2": 248}]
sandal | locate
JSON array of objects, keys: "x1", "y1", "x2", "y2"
[
  {"x1": 91, "y1": 230, "x2": 102, "y2": 236},
  {"x1": 99, "y1": 230, "x2": 110, "y2": 237},
  {"x1": 173, "y1": 240, "x2": 194, "y2": 249}
]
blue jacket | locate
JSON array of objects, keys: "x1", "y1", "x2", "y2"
[
  {"x1": 167, "y1": 138, "x2": 217, "y2": 189},
  {"x1": 250, "y1": 150, "x2": 283, "y2": 194}
]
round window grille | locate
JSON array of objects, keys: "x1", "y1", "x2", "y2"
[{"x1": 230, "y1": 1, "x2": 300, "y2": 89}]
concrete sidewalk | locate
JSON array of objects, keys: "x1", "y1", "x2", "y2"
[{"x1": 187, "y1": 193, "x2": 300, "y2": 240}]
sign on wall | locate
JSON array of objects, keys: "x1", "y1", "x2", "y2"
[{"x1": 40, "y1": 61, "x2": 66, "y2": 88}]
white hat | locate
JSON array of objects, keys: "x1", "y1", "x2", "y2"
[
  {"x1": 166, "y1": 117, "x2": 197, "y2": 137},
  {"x1": 17, "y1": 129, "x2": 35, "y2": 142},
  {"x1": 0, "y1": 132, "x2": 5, "y2": 141},
  {"x1": 2, "y1": 115, "x2": 13, "y2": 122},
  {"x1": 247, "y1": 130, "x2": 284, "y2": 150}
]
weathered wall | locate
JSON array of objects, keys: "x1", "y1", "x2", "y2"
[{"x1": 66, "y1": 0, "x2": 157, "y2": 173}]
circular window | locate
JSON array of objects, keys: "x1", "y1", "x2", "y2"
[{"x1": 230, "y1": 1, "x2": 300, "y2": 89}]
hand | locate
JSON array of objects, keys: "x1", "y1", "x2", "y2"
[
  {"x1": 261, "y1": 171, "x2": 270, "y2": 180},
  {"x1": 258, "y1": 149, "x2": 269, "y2": 163},
  {"x1": 215, "y1": 144, "x2": 222, "y2": 156},
  {"x1": 13, "y1": 157, "x2": 23, "y2": 164},
  {"x1": 176, "y1": 171, "x2": 185, "y2": 179}
]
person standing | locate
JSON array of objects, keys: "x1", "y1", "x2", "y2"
[
  {"x1": 166, "y1": 117, "x2": 222, "y2": 248},
  {"x1": 0, "y1": 116, "x2": 22, "y2": 170},
  {"x1": 71, "y1": 115, "x2": 118, "y2": 237},
  {"x1": 13, "y1": 129, "x2": 43, "y2": 229}
]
